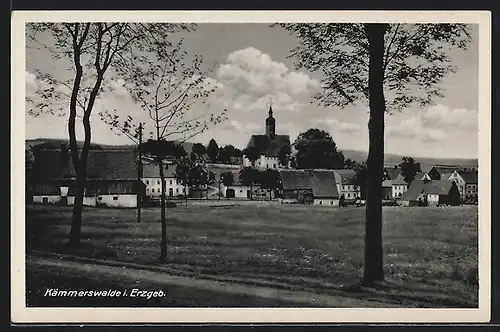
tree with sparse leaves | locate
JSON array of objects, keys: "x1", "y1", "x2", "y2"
[
  {"x1": 26, "y1": 23, "x2": 196, "y2": 248},
  {"x1": 279, "y1": 23, "x2": 471, "y2": 285},
  {"x1": 239, "y1": 166, "x2": 258, "y2": 200},
  {"x1": 100, "y1": 35, "x2": 226, "y2": 261}
]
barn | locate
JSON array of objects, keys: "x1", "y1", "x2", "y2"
[
  {"x1": 30, "y1": 148, "x2": 145, "y2": 208},
  {"x1": 399, "y1": 179, "x2": 461, "y2": 207},
  {"x1": 280, "y1": 169, "x2": 339, "y2": 206}
]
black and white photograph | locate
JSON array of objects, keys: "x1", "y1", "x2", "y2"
[{"x1": 12, "y1": 10, "x2": 491, "y2": 323}]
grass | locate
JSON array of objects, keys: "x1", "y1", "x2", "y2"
[{"x1": 25, "y1": 203, "x2": 479, "y2": 307}]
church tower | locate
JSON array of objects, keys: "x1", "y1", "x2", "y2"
[{"x1": 265, "y1": 101, "x2": 276, "y2": 140}]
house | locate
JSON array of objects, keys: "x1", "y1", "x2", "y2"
[
  {"x1": 332, "y1": 169, "x2": 360, "y2": 201},
  {"x1": 383, "y1": 167, "x2": 402, "y2": 181},
  {"x1": 382, "y1": 174, "x2": 408, "y2": 200},
  {"x1": 32, "y1": 182, "x2": 63, "y2": 204},
  {"x1": 217, "y1": 168, "x2": 264, "y2": 199},
  {"x1": 460, "y1": 170, "x2": 479, "y2": 202},
  {"x1": 280, "y1": 169, "x2": 340, "y2": 206},
  {"x1": 31, "y1": 148, "x2": 145, "y2": 208},
  {"x1": 399, "y1": 179, "x2": 461, "y2": 207},
  {"x1": 142, "y1": 163, "x2": 189, "y2": 198},
  {"x1": 428, "y1": 166, "x2": 468, "y2": 201},
  {"x1": 243, "y1": 103, "x2": 291, "y2": 170}
]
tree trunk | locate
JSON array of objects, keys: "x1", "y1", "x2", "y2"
[
  {"x1": 362, "y1": 23, "x2": 388, "y2": 286},
  {"x1": 137, "y1": 124, "x2": 142, "y2": 223},
  {"x1": 159, "y1": 161, "x2": 167, "y2": 261}
]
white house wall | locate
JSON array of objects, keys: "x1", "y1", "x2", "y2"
[
  {"x1": 392, "y1": 185, "x2": 408, "y2": 199},
  {"x1": 314, "y1": 199, "x2": 339, "y2": 206},
  {"x1": 97, "y1": 194, "x2": 137, "y2": 208},
  {"x1": 33, "y1": 195, "x2": 60, "y2": 204},
  {"x1": 142, "y1": 177, "x2": 188, "y2": 197}
]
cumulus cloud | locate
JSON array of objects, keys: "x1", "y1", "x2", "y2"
[
  {"x1": 323, "y1": 118, "x2": 361, "y2": 134},
  {"x1": 387, "y1": 104, "x2": 478, "y2": 142},
  {"x1": 312, "y1": 118, "x2": 362, "y2": 136},
  {"x1": 214, "y1": 47, "x2": 320, "y2": 112},
  {"x1": 25, "y1": 71, "x2": 38, "y2": 96},
  {"x1": 222, "y1": 120, "x2": 262, "y2": 134}
]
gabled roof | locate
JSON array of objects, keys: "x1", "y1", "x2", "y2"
[
  {"x1": 432, "y1": 165, "x2": 464, "y2": 175},
  {"x1": 401, "y1": 180, "x2": 455, "y2": 201},
  {"x1": 392, "y1": 174, "x2": 408, "y2": 185},
  {"x1": 245, "y1": 134, "x2": 290, "y2": 157},
  {"x1": 459, "y1": 170, "x2": 478, "y2": 184},
  {"x1": 33, "y1": 149, "x2": 139, "y2": 181},
  {"x1": 280, "y1": 169, "x2": 339, "y2": 198},
  {"x1": 332, "y1": 169, "x2": 357, "y2": 185},
  {"x1": 384, "y1": 168, "x2": 401, "y2": 180}
]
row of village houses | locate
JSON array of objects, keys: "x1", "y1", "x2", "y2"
[{"x1": 28, "y1": 147, "x2": 478, "y2": 208}]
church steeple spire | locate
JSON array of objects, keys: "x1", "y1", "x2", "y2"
[{"x1": 265, "y1": 98, "x2": 276, "y2": 140}]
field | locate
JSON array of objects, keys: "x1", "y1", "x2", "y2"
[{"x1": 25, "y1": 203, "x2": 478, "y2": 307}]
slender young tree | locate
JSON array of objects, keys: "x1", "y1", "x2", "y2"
[
  {"x1": 27, "y1": 23, "x2": 193, "y2": 247},
  {"x1": 278, "y1": 23, "x2": 471, "y2": 285},
  {"x1": 101, "y1": 39, "x2": 226, "y2": 261}
]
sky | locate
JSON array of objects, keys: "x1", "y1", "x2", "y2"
[{"x1": 25, "y1": 23, "x2": 479, "y2": 159}]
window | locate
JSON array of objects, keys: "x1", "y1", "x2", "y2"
[
  {"x1": 42, "y1": 197, "x2": 48, "y2": 203},
  {"x1": 273, "y1": 163, "x2": 276, "y2": 168},
  {"x1": 176, "y1": 188, "x2": 179, "y2": 193},
  {"x1": 113, "y1": 196, "x2": 118, "y2": 201},
  {"x1": 98, "y1": 197, "x2": 102, "y2": 201},
  {"x1": 330, "y1": 201, "x2": 333, "y2": 205},
  {"x1": 319, "y1": 201, "x2": 322, "y2": 205},
  {"x1": 157, "y1": 180, "x2": 160, "y2": 185},
  {"x1": 146, "y1": 180, "x2": 149, "y2": 185},
  {"x1": 240, "y1": 190, "x2": 243, "y2": 193},
  {"x1": 170, "y1": 180, "x2": 172, "y2": 185},
  {"x1": 342, "y1": 185, "x2": 346, "y2": 191}
]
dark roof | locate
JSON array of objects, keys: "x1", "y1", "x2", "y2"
[
  {"x1": 33, "y1": 149, "x2": 139, "y2": 181},
  {"x1": 245, "y1": 134, "x2": 290, "y2": 157},
  {"x1": 384, "y1": 168, "x2": 401, "y2": 180},
  {"x1": 432, "y1": 165, "x2": 464, "y2": 174},
  {"x1": 459, "y1": 170, "x2": 478, "y2": 184},
  {"x1": 333, "y1": 169, "x2": 357, "y2": 185},
  {"x1": 142, "y1": 163, "x2": 176, "y2": 178},
  {"x1": 280, "y1": 169, "x2": 339, "y2": 198},
  {"x1": 401, "y1": 180, "x2": 455, "y2": 201}
]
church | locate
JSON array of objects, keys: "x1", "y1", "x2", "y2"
[{"x1": 242, "y1": 103, "x2": 291, "y2": 170}]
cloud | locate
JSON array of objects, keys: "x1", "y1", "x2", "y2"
[
  {"x1": 222, "y1": 120, "x2": 262, "y2": 134},
  {"x1": 323, "y1": 118, "x2": 361, "y2": 134},
  {"x1": 387, "y1": 104, "x2": 477, "y2": 142},
  {"x1": 214, "y1": 47, "x2": 320, "y2": 113},
  {"x1": 26, "y1": 71, "x2": 38, "y2": 95}
]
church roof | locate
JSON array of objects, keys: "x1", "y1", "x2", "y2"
[{"x1": 245, "y1": 134, "x2": 291, "y2": 157}]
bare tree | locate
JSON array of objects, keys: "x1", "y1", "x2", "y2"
[
  {"x1": 101, "y1": 41, "x2": 226, "y2": 261},
  {"x1": 278, "y1": 23, "x2": 471, "y2": 285},
  {"x1": 27, "y1": 23, "x2": 193, "y2": 248}
]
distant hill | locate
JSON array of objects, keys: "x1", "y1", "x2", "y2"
[
  {"x1": 341, "y1": 149, "x2": 478, "y2": 171},
  {"x1": 26, "y1": 138, "x2": 478, "y2": 171}
]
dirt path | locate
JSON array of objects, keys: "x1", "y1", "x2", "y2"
[{"x1": 26, "y1": 253, "x2": 391, "y2": 308}]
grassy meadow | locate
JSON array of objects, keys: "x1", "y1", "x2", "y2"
[{"x1": 25, "y1": 203, "x2": 479, "y2": 307}]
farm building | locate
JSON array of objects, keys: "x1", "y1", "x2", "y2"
[
  {"x1": 382, "y1": 174, "x2": 408, "y2": 200},
  {"x1": 399, "y1": 179, "x2": 461, "y2": 207},
  {"x1": 142, "y1": 163, "x2": 189, "y2": 199},
  {"x1": 460, "y1": 170, "x2": 479, "y2": 202},
  {"x1": 280, "y1": 169, "x2": 340, "y2": 206},
  {"x1": 332, "y1": 169, "x2": 360, "y2": 201},
  {"x1": 30, "y1": 148, "x2": 145, "y2": 208}
]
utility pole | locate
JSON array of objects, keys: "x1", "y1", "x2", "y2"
[{"x1": 137, "y1": 122, "x2": 143, "y2": 223}]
